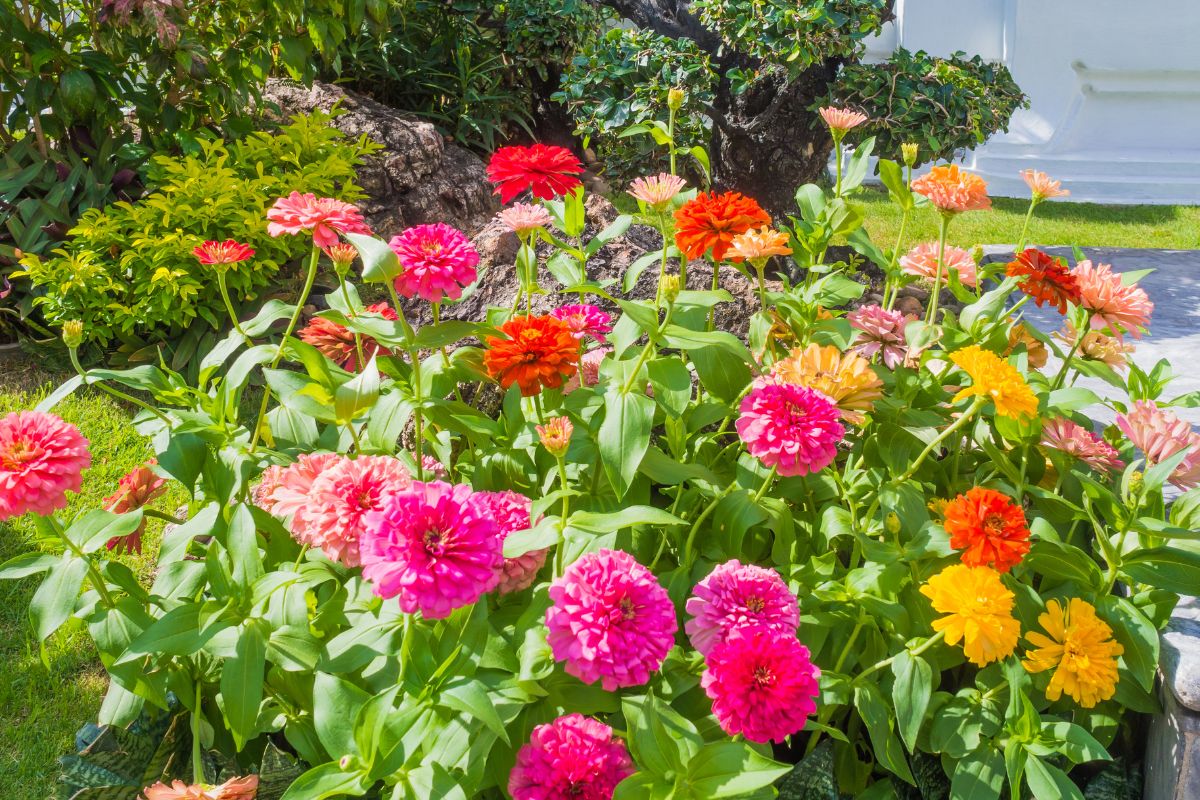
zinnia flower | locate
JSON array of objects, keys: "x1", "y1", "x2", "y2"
[
  {"x1": 701, "y1": 627, "x2": 821, "y2": 743},
  {"x1": 848, "y1": 304, "x2": 910, "y2": 369},
  {"x1": 508, "y1": 714, "x2": 634, "y2": 800},
  {"x1": 103, "y1": 460, "x2": 166, "y2": 554},
  {"x1": 1023, "y1": 598, "x2": 1122, "y2": 708},
  {"x1": 942, "y1": 487, "x2": 1031, "y2": 573},
  {"x1": 920, "y1": 564, "x2": 1020, "y2": 666},
  {"x1": 552, "y1": 304, "x2": 612, "y2": 342},
  {"x1": 257, "y1": 452, "x2": 343, "y2": 529},
  {"x1": 192, "y1": 240, "x2": 255, "y2": 268},
  {"x1": 484, "y1": 314, "x2": 580, "y2": 397},
  {"x1": 727, "y1": 228, "x2": 792, "y2": 263},
  {"x1": 949, "y1": 345, "x2": 1038, "y2": 420},
  {"x1": 564, "y1": 348, "x2": 609, "y2": 393},
  {"x1": 323, "y1": 242, "x2": 358, "y2": 271},
  {"x1": 545, "y1": 548, "x2": 677, "y2": 690},
  {"x1": 498, "y1": 202, "x2": 553, "y2": 235},
  {"x1": 1006, "y1": 249, "x2": 1081, "y2": 314},
  {"x1": 628, "y1": 173, "x2": 687, "y2": 209},
  {"x1": 299, "y1": 302, "x2": 399, "y2": 372},
  {"x1": 388, "y1": 223, "x2": 480, "y2": 303},
  {"x1": 475, "y1": 490, "x2": 547, "y2": 594},
  {"x1": 899, "y1": 242, "x2": 978, "y2": 288},
  {"x1": 911, "y1": 165, "x2": 991, "y2": 214},
  {"x1": 674, "y1": 192, "x2": 771, "y2": 261},
  {"x1": 685, "y1": 560, "x2": 799, "y2": 656},
  {"x1": 1041, "y1": 418, "x2": 1123, "y2": 474},
  {"x1": 142, "y1": 775, "x2": 258, "y2": 800},
  {"x1": 303, "y1": 456, "x2": 413, "y2": 566},
  {"x1": 771, "y1": 343, "x2": 883, "y2": 423},
  {"x1": 1021, "y1": 169, "x2": 1070, "y2": 201},
  {"x1": 0, "y1": 411, "x2": 90, "y2": 520},
  {"x1": 818, "y1": 106, "x2": 868, "y2": 133},
  {"x1": 1006, "y1": 322, "x2": 1048, "y2": 370},
  {"x1": 266, "y1": 192, "x2": 371, "y2": 248},
  {"x1": 1116, "y1": 401, "x2": 1200, "y2": 489},
  {"x1": 487, "y1": 144, "x2": 584, "y2": 204},
  {"x1": 1072, "y1": 260, "x2": 1153, "y2": 339},
  {"x1": 736, "y1": 380, "x2": 844, "y2": 476},
  {"x1": 1055, "y1": 323, "x2": 1134, "y2": 370},
  {"x1": 537, "y1": 415, "x2": 574, "y2": 457}
]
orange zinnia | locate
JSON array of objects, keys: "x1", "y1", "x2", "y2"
[
  {"x1": 911, "y1": 165, "x2": 991, "y2": 214},
  {"x1": 1005, "y1": 249, "x2": 1080, "y2": 314},
  {"x1": 674, "y1": 191, "x2": 771, "y2": 262},
  {"x1": 943, "y1": 487, "x2": 1031, "y2": 573},
  {"x1": 484, "y1": 314, "x2": 580, "y2": 397}
]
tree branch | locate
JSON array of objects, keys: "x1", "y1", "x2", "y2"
[{"x1": 588, "y1": 0, "x2": 724, "y2": 54}]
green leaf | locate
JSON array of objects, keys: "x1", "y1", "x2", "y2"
[
  {"x1": 335, "y1": 355, "x2": 381, "y2": 424},
  {"x1": 1023, "y1": 540, "x2": 1104, "y2": 590},
  {"x1": 367, "y1": 391, "x2": 413, "y2": 452},
  {"x1": 439, "y1": 678, "x2": 509, "y2": 745},
  {"x1": 891, "y1": 651, "x2": 933, "y2": 752},
  {"x1": 0, "y1": 552, "x2": 58, "y2": 580},
  {"x1": 222, "y1": 619, "x2": 267, "y2": 750},
  {"x1": 1042, "y1": 721, "x2": 1110, "y2": 765},
  {"x1": 660, "y1": 325, "x2": 752, "y2": 363},
  {"x1": 878, "y1": 159, "x2": 913, "y2": 211},
  {"x1": 686, "y1": 741, "x2": 791, "y2": 799},
  {"x1": 347, "y1": 232, "x2": 401, "y2": 283},
  {"x1": 568, "y1": 506, "x2": 686, "y2": 533},
  {"x1": 598, "y1": 389, "x2": 654, "y2": 498},
  {"x1": 280, "y1": 762, "x2": 371, "y2": 800},
  {"x1": 1096, "y1": 596, "x2": 1158, "y2": 691},
  {"x1": 647, "y1": 357, "x2": 691, "y2": 418},
  {"x1": 1024, "y1": 756, "x2": 1084, "y2": 800},
  {"x1": 412, "y1": 320, "x2": 481, "y2": 349},
  {"x1": 951, "y1": 746, "x2": 1004, "y2": 800},
  {"x1": 1122, "y1": 547, "x2": 1200, "y2": 594},
  {"x1": 30, "y1": 555, "x2": 87, "y2": 641},
  {"x1": 689, "y1": 345, "x2": 752, "y2": 403},
  {"x1": 854, "y1": 683, "x2": 915, "y2": 784},
  {"x1": 314, "y1": 672, "x2": 372, "y2": 759}
]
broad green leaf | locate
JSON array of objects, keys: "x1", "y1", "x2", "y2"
[
  {"x1": 951, "y1": 746, "x2": 1004, "y2": 800},
  {"x1": 1122, "y1": 547, "x2": 1200, "y2": 594},
  {"x1": 891, "y1": 651, "x2": 933, "y2": 752},
  {"x1": 854, "y1": 683, "x2": 915, "y2": 784},
  {"x1": 686, "y1": 741, "x2": 791, "y2": 799},
  {"x1": 347, "y1": 232, "x2": 401, "y2": 283},
  {"x1": 222, "y1": 619, "x2": 267, "y2": 750},
  {"x1": 1024, "y1": 756, "x2": 1084, "y2": 800},
  {"x1": 30, "y1": 555, "x2": 87, "y2": 642},
  {"x1": 598, "y1": 389, "x2": 654, "y2": 498}
]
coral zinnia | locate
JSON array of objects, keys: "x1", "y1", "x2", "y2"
[
  {"x1": 192, "y1": 239, "x2": 255, "y2": 269},
  {"x1": 1041, "y1": 418, "x2": 1123, "y2": 474},
  {"x1": 1006, "y1": 249, "x2": 1080, "y2": 314},
  {"x1": 0, "y1": 411, "x2": 90, "y2": 520},
  {"x1": 628, "y1": 173, "x2": 687, "y2": 209},
  {"x1": 266, "y1": 192, "x2": 371, "y2": 248},
  {"x1": 949, "y1": 345, "x2": 1038, "y2": 420},
  {"x1": 701, "y1": 627, "x2": 821, "y2": 743},
  {"x1": 536, "y1": 415, "x2": 574, "y2": 458},
  {"x1": 818, "y1": 106, "x2": 868, "y2": 134},
  {"x1": 899, "y1": 242, "x2": 978, "y2": 288},
  {"x1": 1116, "y1": 400, "x2": 1200, "y2": 490},
  {"x1": 475, "y1": 489, "x2": 547, "y2": 594},
  {"x1": 498, "y1": 202, "x2": 553, "y2": 235},
  {"x1": 323, "y1": 242, "x2": 358, "y2": 271},
  {"x1": 142, "y1": 775, "x2": 258, "y2": 800},
  {"x1": 388, "y1": 223, "x2": 480, "y2": 303},
  {"x1": 1023, "y1": 598, "x2": 1122, "y2": 708},
  {"x1": 728, "y1": 228, "x2": 792, "y2": 263},
  {"x1": 736, "y1": 379, "x2": 844, "y2": 476},
  {"x1": 685, "y1": 559, "x2": 799, "y2": 656},
  {"x1": 911, "y1": 165, "x2": 991, "y2": 214},
  {"x1": 545, "y1": 548, "x2": 677, "y2": 690},
  {"x1": 103, "y1": 460, "x2": 166, "y2": 554},
  {"x1": 508, "y1": 714, "x2": 634, "y2": 800},
  {"x1": 943, "y1": 487, "x2": 1031, "y2": 573},
  {"x1": 299, "y1": 302, "x2": 399, "y2": 372},
  {"x1": 484, "y1": 314, "x2": 580, "y2": 397},
  {"x1": 1071, "y1": 260, "x2": 1153, "y2": 339},
  {"x1": 303, "y1": 455, "x2": 413, "y2": 566},
  {"x1": 771, "y1": 342, "x2": 883, "y2": 423},
  {"x1": 1021, "y1": 169, "x2": 1070, "y2": 201},
  {"x1": 257, "y1": 452, "x2": 343, "y2": 530},
  {"x1": 920, "y1": 564, "x2": 1020, "y2": 666},
  {"x1": 361, "y1": 481, "x2": 503, "y2": 618},
  {"x1": 487, "y1": 144, "x2": 584, "y2": 204},
  {"x1": 673, "y1": 191, "x2": 771, "y2": 262},
  {"x1": 552, "y1": 304, "x2": 612, "y2": 342},
  {"x1": 848, "y1": 304, "x2": 911, "y2": 369}
]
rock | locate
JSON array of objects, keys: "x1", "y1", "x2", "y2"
[
  {"x1": 894, "y1": 296, "x2": 924, "y2": 317},
  {"x1": 1146, "y1": 596, "x2": 1200, "y2": 800},
  {"x1": 261, "y1": 79, "x2": 499, "y2": 237}
]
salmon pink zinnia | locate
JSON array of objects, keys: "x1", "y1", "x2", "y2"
[
  {"x1": 685, "y1": 560, "x2": 799, "y2": 656},
  {"x1": 103, "y1": 460, "x2": 166, "y2": 554},
  {"x1": 736, "y1": 381, "x2": 844, "y2": 476},
  {"x1": 508, "y1": 714, "x2": 634, "y2": 800},
  {"x1": 628, "y1": 173, "x2": 687, "y2": 209},
  {"x1": 303, "y1": 455, "x2": 413, "y2": 566},
  {"x1": 1116, "y1": 401, "x2": 1200, "y2": 490},
  {"x1": 1041, "y1": 418, "x2": 1123, "y2": 475},
  {"x1": 487, "y1": 144, "x2": 584, "y2": 204},
  {"x1": 0, "y1": 411, "x2": 90, "y2": 520},
  {"x1": 475, "y1": 489, "x2": 548, "y2": 594},
  {"x1": 388, "y1": 223, "x2": 481, "y2": 303},
  {"x1": 899, "y1": 242, "x2": 978, "y2": 288},
  {"x1": 299, "y1": 302, "x2": 399, "y2": 372},
  {"x1": 141, "y1": 775, "x2": 259, "y2": 800},
  {"x1": 818, "y1": 106, "x2": 868, "y2": 133},
  {"x1": 266, "y1": 192, "x2": 371, "y2": 248},
  {"x1": 1071, "y1": 260, "x2": 1153, "y2": 339},
  {"x1": 1021, "y1": 169, "x2": 1070, "y2": 201},
  {"x1": 257, "y1": 452, "x2": 343, "y2": 530},
  {"x1": 498, "y1": 202, "x2": 553, "y2": 235}
]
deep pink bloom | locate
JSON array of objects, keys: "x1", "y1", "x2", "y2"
[
  {"x1": 266, "y1": 192, "x2": 371, "y2": 249},
  {"x1": 388, "y1": 223, "x2": 481, "y2": 303},
  {"x1": 545, "y1": 549, "x2": 677, "y2": 690},
  {"x1": 508, "y1": 713, "x2": 634, "y2": 800},
  {"x1": 361, "y1": 481, "x2": 503, "y2": 618},
  {"x1": 1041, "y1": 418, "x2": 1123, "y2": 475},
  {"x1": 498, "y1": 203, "x2": 553, "y2": 235},
  {"x1": 0, "y1": 411, "x2": 90, "y2": 520},
  {"x1": 1116, "y1": 401, "x2": 1200, "y2": 489},
  {"x1": 564, "y1": 347, "x2": 610, "y2": 393},
  {"x1": 257, "y1": 452, "x2": 344, "y2": 535},
  {"x1": 552, "y1": 305, "x2": 612, "y2": 343},
  {"x1": 736, "y1": 380, "x2": 844, "y2": 476},
  {"x1": 701, "y1": 627, "x2": 821, "y2": 743},
  {"x1": 685, "y1": 560, "x2": 799, "y2": 656},
  {"x1": 848, "y1": 304, "x2": 911, "y2": 369},
  {"x1": 487, "y1": 144, "x2": 584, "y2": 204},
  {"x1": 192, "y1": 240, "x2": 255, "y2": 267},
  {"x1": 103, "y1": 460, "x2": 166, "y2": 554},
  {"x1": 899, "y1": 242, "x2": 978, "y2": 288},
  {"x1": 303, "y1": 456, "x2": 413, "y2": 566},
  {"x1": 1072, "y1": 260, "x2": 1154, "y2": 339},
  {"x1": 475, "y1": 490, "x2": 548, "y2": 594}
]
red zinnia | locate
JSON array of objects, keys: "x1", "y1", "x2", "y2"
[
  {"x1": 486, "y1": 144, "x2": 584, "y2": 204},
  {"x1": 1005, "y1": 249, "x2": 1080, "y2": 314},
  {"x1": 674, "y1": 191, "x2": 771, "y2": 262},
  {"x1": 193, "y1": 240, "x2": 255, "y2": 267},
  {"x1": 943, "y1": 487, "x2": 1031, "y2": 573},
  {"x1": 298, "y1": 302, "x2": 399, "y2": 372},
  {"x1": 484, "y1": 314, "x2": 579, "y2": 397}
]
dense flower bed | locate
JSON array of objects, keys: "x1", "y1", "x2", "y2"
[{"x1": 3, "y1": 110, "x2": 1198, "y2": 800}]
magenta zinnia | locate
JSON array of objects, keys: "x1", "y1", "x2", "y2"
[
  {"x1": 848, "y1": 304, "x2": 911, "y2": 369},
  {"x1": 475, "y1": 489, "x2": 548, "y2": 594},
  {"x1": 1116, "y1": 401, "x2": 1200, "y2": 489},
  {"x1": 266, "y1": 192, "x2": 371, "y2": 249},
  {"x1": 508, "y1": 713, "x2": 634, "y2": 800},
  {"x1": 303, "y1": 455, "x2": 413, "y2": 566},
  {"x1": 685, "y1": 559, "x2": 799, "y2": 656},
  {"x1": 545, "y1": 548, "x2": 677, "y2": 690},
  {"x1": 388, "y1": 223, "x2": 481, "y2": 303},
  {"x1": 551, "y1": 304, "x2": 612, "y2": 343},
  {"x1": 1040, "y1": 418, "x2": 1123, "y2": 475},
  {"x1": 736, "y1": 380, "x2": 844, "y2": 476},
  {"x1": 0, "y1": 411, "x2": 90, "y2": 520},
  {"x1": 361, "y1": 481, "x2": 503, "y2": 618},
  {"x1": 1071, "y1": 260, "x2": 1153, "y2": 339}
]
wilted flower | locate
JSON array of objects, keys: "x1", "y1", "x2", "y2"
[
  {"x1": 1116, "y1": 401, "x2": 1200, "y2": 489},
  {"x1": 537, "y1": 416, "x2": 574, "y2": 457},
  {"x1": 498, "y1": 202, "x2": 553, "y2": 235},
  {"x1": 1006, "y1": 322, "x2": 1048, "y2": 369},
  {"x1": 1056, "y1": 323, "x2": 1134, "y2": 370},
  {"x1": 1024, "y1": 598, "x2": 1122, "y2": 708},
  {"x1": 899, "y1": 242, "x2": 978, "y2": 288},
  {"x1": 552, "y1": 304, "x2": 612, "y2": 342},
  {"x1": 818, "y1": 106, "x2": 868, "y2": 134},
  {"x1": 736, "y1": 380, "x2": 844, "y2": 476},
  {"x1": 911, "y1": 165, "x2": 991, "y2": 214},
  {"x1": 674, "y1": 192, "x2": 771, "y2": 262},
  {"x1": 484, "y1": 315, "x2": 580, "y2": 397},
  {"x1": 1072, "y1": 260, "x2": 1153, "y2": 339},
  {"x1": 942, "y1": 487, "x2": 1031, "y2": 573},
  {"x1": 388, "y1": 223, "x2": 480, "y2": 303},
  {"x1": 1021, "y1": 169, "x2": 1070, "y2": 201},
  {"x1": 298, "y1": 302, "x2": 399, "y2": 372},
  {"x1": 1040, "y1": 418, "x2": 1124, "y2": 474},
  {"x1": 771, "y1": 343, "x2": 883, "y2": 422},
  {"x1": 920, "y1": 564, "x2": 1020, "y2": 666},
  {"x1": 266, "y1": 192, "x2": 371, "y2": 248},
  {"x1": 508, "y1": 714, "x2": 634, "y2": 800},
  {"x1": 0, "y1": 411, "x2": 90, "y2": 520},
  {"x1": 103, "y1": 460, "x2": 166, "y2": 554},
  {"x1": 848, "y1": 304, "x2": 910, "y2": 369},
  {"x1": 192, "y1": 239, "x2": 255, "y2": 269},
  {"x1": 949, "y1": 345, "x2": 1038, "y2": 420},
  {"x1": 628, "y1": 173, "x2": 687, "y2": 210},
  {"x1": 487, "y1": 144, "x2": 585, "y2": 204},
  {"x1": 685, "y1": 560, "x2": 799, "y2": 656},
  {"x1": 1006, "y1": 249, "x2": 1081, "y2": 314}
]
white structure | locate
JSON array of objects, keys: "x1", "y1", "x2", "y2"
[{"x1": 867, "y1": 0, "x2": 1200, "y2": 204}]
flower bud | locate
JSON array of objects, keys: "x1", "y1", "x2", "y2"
[
  {"x1": 537, "y1": 415, "x2": 574, "y2": 458},
  {"x1": 884, "y1": 512, "x2": 901, "y2": 536},
  {"x1": 324, "y1": 242, "x2": 358, "y2": 278},
  {"x1": 1128, "y1": 470, "x2": 1145, "y2": 496},
  {"x1": 62, "y1": 320, "x2": 84, "y2": 349},
  {"x1": 659, "y1": 274, "x2": 681, "y2": 304},
  {"x1": 667, "y1": 87, "x2": 686, "y2": 111},
  {"x1": 901, "y1": 142, "x2": 918, "y2": 167}
]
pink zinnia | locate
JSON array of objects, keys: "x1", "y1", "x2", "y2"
[
  {"x1": 388, "y1": 223, "x2": 481, "y2": 303},
  {"x1": 685, "y1": 560, "x2": 799, "y2": 656},
  {"x1": 848, "y1": 304, "x2": 910, "y2": 369},
  {"x1": 564, "y1": 347, "x2": 610, "y2": 393},
  {"x1": 475, "y1": 489, "x2": 548, "y2": 594},
  {"x1": 701, "y1": 627, "x2": 821, "y2": 743},
  {"x1": 545, "y1": 548, "x2": 677, "y2": 690},
  {"x1": 361, "y1": 481, "x2": 503, "y2": 618},
  {"x1": 508, "y1": 713, "x2": 634, "y2": 800},
  {"x1": 417, "y1": 454, "x2": 448, "y2": 480},
  {"x1": 818, "y1": 106, "x2": 868, "y2": 133},
  {"x1": 552, "y1": 304, "x2": 612, "y2": 343},
  {"x1": 1040, "y1": 418, "x2": 1123, "y2": 475},
  {"x1": 303, "y1": 456, "x2": 413, "y2": 566},
  {"x1": 258, "y1": 452, "x2": 344, "y2": 536},
  {"x1": 103, "y1": 460, "x2": 166, "y2": 554},
  {"x1": 498, "y1": 202, "x2": 553, "y2": 235},
  {"x1": 899, "y1": 241, "x2": 978, "y2": 288},
  {"x1": 0, "y1": 411, "x2": 90, "y2": 520},
  {"x1": 266, "y1": 192, "x2": 371, "y2": 249},
  {"x1": 1072, "y1": 260, "x2": 1153, "y2": 339},
  {"x1": 1116, "y1": 401, "x2": 1200, "y2": 490},
  {"x1": 142, "y1": 775, "x2": 258, "y2": 800},
  {"x1": 736, "y1": 381, "x2": 844, "y2": 477},
  {"x1": 628, "y1": 173, "x2": 687, "y2": 209}
]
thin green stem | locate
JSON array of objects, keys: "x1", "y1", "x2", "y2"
[
  {"x1": 216, "y1": 271, "x2": 247, "y2": 337},
  {"x1": 40, "y1": 515, "x2": 113, "y2": 608},
  {"x1": 192, "y1": 681, "x2": 204, "y2": 784},
  {"x1": 924, "y1": 213, "x2": 953, "y2": 324},
  {"x1": 751, "y1": 466, "x2": 777, "y2": 504},
  {"x1": 895, "y1": 396, "x2": 987, "y2": 484},
  {"x1": 142, "y1": 508, "x2": 184, "y2": 525},
  {"x1": 386, "y1": 282, "x2": 425, "y2": 481},
  {"x1": 340, "y1": 276, "x2": 366, "y2": 370},
  {"x1": 833, "y1": 133, "x2": 844, "y2": 197},
  {"x1": 682, "y1": 481, "x2": 738, "y2": 568},
  {"x1": 667, "y1": 106, "x2": 678, "y2": 176},
  {"x1": 1051, "y1": 317, "x2": 1089, "y2": 391},
  {"x1": 857, "y1": 630, "x2": 946, "y2": 682},
  {"x1": 1015, "y1": 198, "x2": 1039, "y2": 254},
  {"x1": 69, "y1": 348, "x2": 172, "y2": 425},
  {"x1": 882, "y1": 208, "x2": 910, "y2": 311},
  {"x1": 553, "y1": 455, "x2": 571, "y2": 577}
]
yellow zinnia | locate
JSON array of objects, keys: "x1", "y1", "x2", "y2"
[
  {"x1": 1022, "y1": 598, "x2": 1122, "y2": 708},
  {"x1": 948, "y1": 345, "x2": 1038, "y2": 420},
  {"x1": 919, "y1": 564, "x2": 1020, "y2": 666},
  {"x1": 771, "y1": 343, "x2": 882, "y2": 424}
]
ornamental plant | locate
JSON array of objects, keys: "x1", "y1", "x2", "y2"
[{"x1": 3, "y1": 123, "x2": 1197, "y2": 800}]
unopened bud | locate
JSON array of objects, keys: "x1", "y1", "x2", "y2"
[
  {"x1": 537, "y1": 415, "x2": 574, "y2": 458},
  {"x1": 660, "y1": 274, "x2": 681, "y2": 303},
  {"x1": 62, "y1": 320, "x2": 84, "y2": 349},
  {"x1": 884, "y1": 512, "x2": 901, "y2": 536},
  {"x1": 1129, "y1": 470, "x2": 1144, "y2": 496},
  {"x1": 901, "y1": 142, "x2": 918, "y2": 167},
  {"x1": 667, "y1": 87, "x2": 686, "y2": 111},
  {"x1": 338, "y1": 754, "x2": 356, "y2": 770},
  {"x1": 324, "y1": 243, "x2": 358, "y2": 278}
]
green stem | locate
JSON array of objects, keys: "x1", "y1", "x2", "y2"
[
  {"x1": 40, "y1": 515, "x2": 113, "y2": 608},
  {"x1": 895, "y1": 396, "x2": 987, "y2": 484},
  {"x1": 707, "y1": 258, "x2": 719, "y2": 330},
  {"x1": 667, "y1": 106, "x2": 678, "y2": 176},
  {"x1": 833, "y1": 133, "x2": 844, "y2": 197},
  {"x1": 386, "y1": 282, "x2": 425, "y2": 481},
  {"x1": 857, "y1": 630, "x2": 946, "y2": 682},
  {"x1": 753, "y1": 261, "x2": 768, "y2": 309},
  {"x1": 1015, "y1": 198, "x2": 1039, "y2": 254},
  {"x1": 216, "y1": 271, "x2": 247, "y2": 337},
  {"x1": 751, "y1": 466, "x2": 777, "y2": 504},
  {"x1": 882, "y1": 208, "x2": 910, "y2": 311},
  {"x1": 340, "y1": 276, "x2": 366, "y2": 370},
  {"x1": 69, "y1": 348, "x2": 172, "y2": 425},
  {"x1": 142, "y1": 508, "x2": 184, "y2": 525},
  {"x1": 924, "y1": 213, "x2": 953, "y2": 325},
  {"x1": 553, "y1": 455, "x2": 571, "y2": 577},
  {"x1": 655, "y1": 212, "x2": 670, "y2": 309},
  {"x1": 682, "y1": 481, "x2": 738, "y2": 568},
  {"x1": 1050, "y1": 317, "x2": 1090, "y2": 391},
  {"x1": 192, "y1": 681, "x2": 204, "y2": 784}
]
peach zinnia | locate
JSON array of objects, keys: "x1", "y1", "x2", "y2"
[
  {"x1": 484, "y1": 314, "x2": 580, "y2": 397},
  {"x1": 899, "y1": 242, "x2": 978, "y2": 288},
  {"x1": 1071, "y1": 260, "x2": 1153, "y2": 339},
  {"x1": 728, "y1": 228, "x2": 792, "y2": 263},
  {"x1": 628, "y1": 173, "x2": 687, "y2": 210},
  {"x1": 911, "y1": 165, "x2": 991, "y2": 214},
  {"x1": 673, "y1": 191, "x2": 771, "y2": 261},
  {"x1": 818, "y1": 106, "x2": 868, "y2": 134},
  {"x1": 1021, "y1": 169, "x2": 1069, "y2": 201}
]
